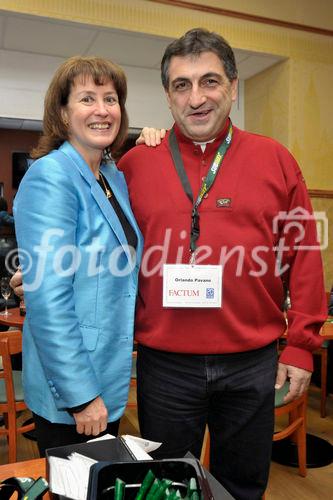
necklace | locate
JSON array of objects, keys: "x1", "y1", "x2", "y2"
[{"x1": 99, "y1": 172, "x2": 112, "y2": 199}]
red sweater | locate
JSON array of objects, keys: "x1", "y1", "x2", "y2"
[{"x1": 119, "y1": 122, "x2": 327, "y2": 371}]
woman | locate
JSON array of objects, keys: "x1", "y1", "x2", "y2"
[{"x1": 14, "y1": 56, "x2": 143, "y2": 455}]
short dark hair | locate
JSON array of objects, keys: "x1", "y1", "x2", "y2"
[
  {"x1": 0, "y1": 197, "x2": 8, "y2": 212},
  {"x1": 161, "y1": 28, "x2": 238, "y2": 89}
]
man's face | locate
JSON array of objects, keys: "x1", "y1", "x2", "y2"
[{"x1": 166, "y1": 51, "x2": 237, "y2": 142}]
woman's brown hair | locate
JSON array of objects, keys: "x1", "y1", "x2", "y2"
[{"x1": 31, "y1": 56, "x2": 128, "y2": 160}]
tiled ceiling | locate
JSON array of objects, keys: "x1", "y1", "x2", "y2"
[{"x1": 0, "y1": 11, "x2": 284, "y2": 130}]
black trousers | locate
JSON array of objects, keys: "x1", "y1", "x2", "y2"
[
  {"x1": 137, "y1": 342, "x2": 277, "y2": 500},
  {"x1": 32, "y1": 413, "x2": 120, "y2": 457}
]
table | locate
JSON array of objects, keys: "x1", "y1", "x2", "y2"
[
  {"x1": 0, "y1": 458, "x2": 50, "y2": 499},
  {"x1": 0, "y1": 307, "x2": 24, "y2": 328}
]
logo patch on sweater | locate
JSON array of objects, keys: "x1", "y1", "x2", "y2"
[{"x1": 216, "y1": 198, "x2": 232, "y2": 208}]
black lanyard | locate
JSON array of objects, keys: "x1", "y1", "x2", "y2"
[{"x1": 168, "y1": 122, "x2": 233, "y2": 258}]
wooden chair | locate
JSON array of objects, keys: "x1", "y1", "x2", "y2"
[
  {"x1": 302, "y1": 291, "x2": 331, "y2": 418},
  {"x1": 273, "y1": 382, "x2": 307, "y2": 477},
  {"x1": 279, "y1": 290, "x2": 331, "y2": 418},
  {"x1": 313, "y1": 342, "x2": 328, "y2": 417},
  {"x1": 278, "y1": 339, "x2": 328, "y2": 418},
  {"x1": 313, "y1": 290, "x2": 332, "y2": 418},
  {"x1": 279, "y1": 336, "x2": 328, "y2": 418},
  {"x1": 126, "y1": 349, "x2": 137, "y2": 410},
  {"x1": 0, "y1": 329, "x2": 35, "y2": 463}
]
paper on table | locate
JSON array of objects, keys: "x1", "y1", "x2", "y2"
[
  {"x1": 49, "y1": 434, "x2": 162, "y2": 500},
  {"x1": 122, "y1": 435, "x2": 162, "y2": 454},
  {"x1": 87, "y1": 433, "x2": 116, "y2": 442},
  {"x1": 89, "y1": 433, "x2": 162, "y2": 459}
]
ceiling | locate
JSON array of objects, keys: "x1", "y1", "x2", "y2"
[{"x1": 0, "y1": 10, "x2": 284, "y2": 131}]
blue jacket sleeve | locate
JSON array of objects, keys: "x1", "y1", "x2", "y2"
[{"x1": 14, "y1": 157, "x2": 101, "y2": 409}]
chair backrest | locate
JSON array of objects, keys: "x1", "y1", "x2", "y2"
[{"x1": 0, "y1": 330, "x2": 22, "y2": 412}]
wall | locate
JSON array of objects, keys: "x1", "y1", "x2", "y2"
[
  {"x1": 0, "y1": 49, "x2": 173, "y2": 130},
  {"x1": 0, "y1": 49, "x2": 244, "y2": 131},
  {"x1": 0, "y1": 129, "x2": 40, "y2": 211},
  {"x1": 183, "y1": 0, "x2": 333, "y2": 31},
  {"x1": 245, "y1": 60, "x2": 290, "y2": 147},
  {"x1": 244, "y1": 38, "x2": 333, "y2": 191},
  {"x1": 311, "y1": 197, "x2": 333, "y2": 290}
]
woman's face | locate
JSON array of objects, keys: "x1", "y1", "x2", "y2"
[{"x1": 62, "y1": 75, "x2": 121, "y2": 164}]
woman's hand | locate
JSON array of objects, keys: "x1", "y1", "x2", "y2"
[
  {"x1": 73, "y1": 396, "x2": 108, "y2": 436},
  {"x1": 10, "y1": 269, "x2": 24, "y2": 299},
  {"x1": 136, "y1": 127, "x2": 167, "y2": 147}
]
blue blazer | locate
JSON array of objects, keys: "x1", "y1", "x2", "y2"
[{"x1": 14, "y1": 141, "x2": 143, "y2": 424}]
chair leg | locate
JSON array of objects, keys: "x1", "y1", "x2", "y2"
[
  {"x1": 201, "y1": 427, "x2": 210, "y2": 470},
  {"x1": 320, "y1": 349, "x2": 328, "y2": 418},
  {"x1": 2, "y1": 413, "x2": 10, "y2": 446},
  {"x1": 7, "y1": 412, "x2": 17, "y2": 463},
  {"x1": 289, "y1": 408, "x2": 298, "y2": 443},
  {"x1": 297, "y1": 401, "x2": 307, "y2": 477}
]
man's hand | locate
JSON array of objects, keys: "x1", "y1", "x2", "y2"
[
  {"x1": 275, "y1": 362, "x2": 312, "y2": 404},
  {"x1": 73, "y1": 396, "x2": 108, "y2": 436},
  {"x1": 10, "y1": 269, "x2": 24, "y2": 299},
  {"x1": 136, "y1": 127, "x2": 167, "y2": 147}
]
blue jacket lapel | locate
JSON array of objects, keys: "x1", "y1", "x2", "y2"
[{"x1": 59, "y1": 142, "x2": 133, "y2": 260}]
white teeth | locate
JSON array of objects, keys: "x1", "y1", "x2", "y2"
[{"x1": 89, "y1": 123, "x2": 110, "y2": 129}]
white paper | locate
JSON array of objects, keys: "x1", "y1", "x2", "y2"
[
  {"x1": 121, "y1": 435, "x2": 161, "y2": 460},
  {"x1": 49, "y1": 454, "x2": 97, "y2": 500},
  {"x1": 48, "y1": 434, "x2": 161, "y2": 500},
  {"x1": 87, "y1": 433, "x2": 116, "y2": 442},
  {"x1": 122, "y1": 435, "x2": 162, "y2": 454}
]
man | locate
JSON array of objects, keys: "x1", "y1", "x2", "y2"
[
  {"x1": 118, "y1": 29, "x2": 326, "y2": 499},
  {"x1": 12, "y1": 28, "x2": 326, "y2": 500}
]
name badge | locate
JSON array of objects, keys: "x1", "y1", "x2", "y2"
[{"x1": 163, "y1": 264, "x2": 222, "y2": 308}]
